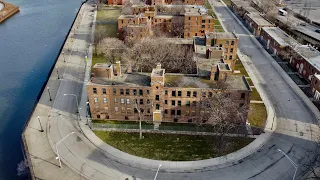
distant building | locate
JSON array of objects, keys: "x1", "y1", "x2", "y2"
[
  {"x1": 87, "y1": 62, "x2": 251, "y2": 123},
  {"x1": 193, "y1": 31, "x2": 239, "y2": 70},
  {"x1": 244, "y1": 13, "x2": 274, "y2": 36},
  {"x1": 289, "y1": 45, "x2": 320, "y2": 82},
  {"x1": 230, "y1": 0, "x2": 259, "y2": 18},
  {"x1": 118, "y1": 5, "x2": 215, "y2": 40},
  {"x1": 260, "y1": 26, "x2": 298, "y2": 56}
]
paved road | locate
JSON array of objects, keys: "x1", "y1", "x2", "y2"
[{"x1": 32, "y1": 1, "x2": 320, "y2": 180}]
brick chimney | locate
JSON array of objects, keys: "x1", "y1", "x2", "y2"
[{"x1": 115, "y1": 61, "x2": 121, "y2": 76}]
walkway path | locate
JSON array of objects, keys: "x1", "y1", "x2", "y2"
[{"x1": 22, "y1": 2, "x2": 94, "y2": 179}]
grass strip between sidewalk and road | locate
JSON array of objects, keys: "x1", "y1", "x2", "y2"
[{"x1": 94, "y1": 131, "x2": 253, "y2": 161}]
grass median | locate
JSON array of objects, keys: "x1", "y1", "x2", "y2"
[{"x1": 94, "y1": 131, "x2": 253, "y2": 161}]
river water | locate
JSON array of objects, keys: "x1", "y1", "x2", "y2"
[{"x1": 0, "y1": 0, "x2": 81, "y2": 179}]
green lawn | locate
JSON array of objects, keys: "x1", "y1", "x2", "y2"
[
  {"x1": 250, "y1": 88, "x2": 262, "y2": 101},
  {"x1": 96, "y1": 9, "x2": 121, "y2": 21},
  {"x1": 94, "y1": 131, "x2": 253, "y2": 161},
  {"x1": 222, "y1": 0, "x2": 232, "y2": 5},
  {"x1": 93, "y1": 9, "x2": 121, "y2": 68},
  {"x1": 248, "y1": 103, "x2": 267, "y2": 127},
  {"x1": 235, "y1": 60, "x2": 249, "y2": 77}
]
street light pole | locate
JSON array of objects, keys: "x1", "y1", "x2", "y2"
[
  {"x1": 63, "y1": 94, "x2": 80, "y2": 114},
  {"x1": 56, "y1": 67, "x2": 60, "y2": 79},
  {"x1": 62, "y1": 51, "x2": 66, "y2": 62},
  {"x1": 277, "y1": 149, "x2": 298, "y2": 180},
  {"x1": 37, "y1": 116, "x2": 44, "y2": 132},
  {"x1": 55, "y1": 132, "x2": 75, "y2": 168},
  {"x1": 47, "y1": 87, "x2": 52, "y2": 101},
  {"x1": 154, "y1": 164, "x2": 162, "y2": 180},
  {"x1": 134, "y1": 103, "x2": 142, "y2": 139}
]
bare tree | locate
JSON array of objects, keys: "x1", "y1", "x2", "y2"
[
  {"x1": 97, "y1": 37, "x2": 127, "y2": 63},
  {"x1": 94, "y1": 25, "x2": 108, "y2": 54},
  {"x1": 194, "y1": 81, "x2": 249, "y2": 154},
  {"x1": 123, "y1": 37, "x2": 196, "y2": 73},
  {"x1": 121, "y1": 1, "x2": 133, "y2": 15},
  {"x1": 156, "y1": 3, "x2": 185, "y2": 15},
  {"x1": 169, "y1": 16, "x2": 184, "y2": 37}
]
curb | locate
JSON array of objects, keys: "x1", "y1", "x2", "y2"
[
  {"x1": 76, "y1": 0, "x2": 276, "y2": 173},
  {"x1": 220, "y1": 0, "x2": 320, "y2": 122}
]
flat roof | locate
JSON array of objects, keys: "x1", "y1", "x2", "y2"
[
  {"x1": 154, "y1": 15, "x2": 174, "y2": 19},
  {"x1": 294, "y1": 45, "x2": 320, "y2": 71},
  {"x1": 89, "y1": 73, "x2": 151, "y2": 87},
  {"x1": 218, "y1": 63, "x2": 231, "y2": 71},
  {"x1": 162, "y1": 38, "x2": 193, "y2": 45},
  {"x1": 152, "y1": 69, "x2": 164, "y2": 77},
  {"x1": 244, "y1": 6, "x2": 260, "y2": 14},
  {"x1": 93, "y1": 63, "x2": 112, "y2": 68},
  {"x1": 205, "y1": 32, "x2": 238, "y2": 39},
  {"x1": 246, "y1": 13, "x2": 273, "y2": 26},
  {"x1": 231, "y1": 0, "x2": 250, "y2": 7},
  {"x1": 88, "y1": 69, "x2": 250, "y2": 90},
  {"x1": 164, "y1": 74, "x2": 250, "y2": 90},
  {"x1": 261, "y1": 27, "x2": 298, "y2": 47},
  {"x1": 118, "y1": 15, "x2": 137, "y2": 19}
]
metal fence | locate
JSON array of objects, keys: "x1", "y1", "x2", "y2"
[
  {"x1": 90, "y1": 122, "x2": 254, "y2": 134},
  {"x1": 90, "y1": 123, "x2": 154, "y2": 130}
]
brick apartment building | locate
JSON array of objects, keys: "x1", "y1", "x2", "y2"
[
  {"x1": 87, "y1": 62, "x2": 251, "y2": 123},
  {"x1": 146, "y1": 0, "x2": 204, "y2": 6},
  {"x1": 244, "y1": 13, "x2": 274, "y2": 37},
  {"x1": 104, "y1": 0, "x2": 124, "y2": 5},
  {"x1": 259, "y1": 26, "x2": 298, "y2": 56},
  {"x1": 193, "y1": 31, "x2": 239, "y2": 70},
  {"x1": 289, "y1": 45, "x2": 320, "y2": 82},
  {"x1": 118, "y1": 5, "x2": 215, "y2": 40}
]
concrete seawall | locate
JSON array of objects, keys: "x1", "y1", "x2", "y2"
[
  {"x1": 21, "y1": 2, "x2": 87, "y2": 180},
  {"x1": 0, "y1": 1, "x2": 19, "y2": 23}
]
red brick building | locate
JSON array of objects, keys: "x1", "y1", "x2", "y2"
[
  {"x1": 244, "y1": 13, "x2": 274, "y2": 37},
  {"x1": 289, "y1": 45, "x2": 320, "y2": 82},
  {"x1": 230, "y1": 0, "x2": 259, "y2": 18},
  {"x1": 310, "y1": 74, "x2": 320, "y2": 100},
  {"x1": 118, "y1": 5, "x2": 215, "y2": 40},
  {"x1": 87, "y1": 63, "x2": 251, "y2": 123},
  {"x1": 260, "y1": 27, "x2": 298, "y2": 56}
]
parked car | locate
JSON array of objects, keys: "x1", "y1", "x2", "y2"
[
  {"x1": 300, "y1": 22, "x2": 307, "y2": 26},
  {"x1": 315, "y1": 29, "x2": 320, "y2": 33}
]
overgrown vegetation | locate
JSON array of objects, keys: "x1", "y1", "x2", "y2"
[{"x1": 94, "y1": 131, "x2": 253, "y2": 161}]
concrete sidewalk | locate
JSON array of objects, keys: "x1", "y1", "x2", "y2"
[{"x1": 22, "y1": 2, "x2": 93, "y2": 180}]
